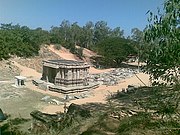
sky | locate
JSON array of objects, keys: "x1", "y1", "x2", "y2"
[{"x1": 0, "y1": 0, "x2": 164, "y2": 36}]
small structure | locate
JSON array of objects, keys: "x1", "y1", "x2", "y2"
[
  {"x1": 15, "y1": 76, "x2": 26, "y2": 87},
  {"x1": 42, "y1": 60, "x2": 90, "y2": 86},
  {"x1": 32, "y1": 59, "x2": 99, "y2": 94}
]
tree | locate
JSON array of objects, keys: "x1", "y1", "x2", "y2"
[
  {"x1": 50, "y1": 26, "x2": 63, "y2": 44},
  {"x1": 131, "y1": 28, "x2": 143, "y2": 43},
  {"x1": 144, "y1": 0, "x2": 180, "y2": 85},
  {"x1": 110, "y1": 27, "x2": 124, "y2": 38},
  {"x1": 0, "y1": 23, "x2": 47, "y2": 59},
  {"x1": 95, "y1": 37, "x2": 137, "y2": 68},
  {"x1": 34, "y1": 27, "x2": 50, "y2": 44},
  {"x1": 82, "y1": 21, "x2": 94, "y2": 48},
  {"x1": 70, "y1": 22, "x2": 82, "y2": 45},
  {"x1": 131, "y1": 28, "x2": 144, "y2": 71},
  {"x1": 60, "y1": 20, "x2": 71, "y2": 42},
  {"x1": 94, "y1": 21, "x2": 110, "y2": 44}
]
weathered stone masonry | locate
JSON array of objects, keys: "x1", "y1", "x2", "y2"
[{"x1": 42, "y1": 60, "x2": 90, "y2": 87}]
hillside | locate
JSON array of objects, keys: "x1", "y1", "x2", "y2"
[
  {"x1": 48, "y1": 44, "x2": 113, "y2": 74},
  {"x1": 12, "y1": 44, "x2": 113, "y2": 74},
  {"x1": 13, "y1": 45, "x2": 62, "y2": 73}
]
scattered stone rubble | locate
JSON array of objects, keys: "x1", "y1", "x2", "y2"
[
  {"x1": 40, "y1": 92, "x2": 93, "y2": 105},
  {"x1": 122, "y1": 85, "x2": 139, "y2": 93},
  {"x1": 41, "y1": 96, "x2": 64, "y2": 105},
  {"x1": 89, "y1": 68, "x2": 139, "y2": 86}
]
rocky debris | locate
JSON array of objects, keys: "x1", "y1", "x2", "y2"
[
  {"x1": 67, "y1": 103, "x2": 91, "y2": 118},
  {"x1": 0, "y1": 92, "x2": 21, "y2": 99},
  {"x1": 41, "y1": 96, "x2": 50, "y2": 102},
  {"x1": 41, "y1": 96, "x2": 64, "y2": 105},
  {"x1": 51, "y1": 99, "x2": 64, "y2": 105},
  {"x1": 109, "y1": 109, "x2": 138, "y2": 120},
  {"x1": 119, "y1": 85, "x2": 139, "y2": 94},
  {"x1": 126, "y1": 85, "x2": 138, "y2": 93},
  {"x1": 63, "y1": 92, "x2": 92, "y2": 101},
  {"x1": 89, "y1": 68, "x2": 138, "y2": 86},
  {"x1": 0, "y1": 84, "x2": 23, "y2": 100}
]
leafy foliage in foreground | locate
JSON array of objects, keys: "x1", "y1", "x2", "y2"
[
  {"x1": 144, "y1": 0, "x2": 180, "y2": 84},
  {"x1": 118, "y1": 112, "x2": 180, "y2": 135}
]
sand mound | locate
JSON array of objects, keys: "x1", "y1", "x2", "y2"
[{"x1": 48, "y1": 45, "x2": 80, "y2": 61}]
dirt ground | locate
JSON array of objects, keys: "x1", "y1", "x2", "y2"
[{"x1": 0, "y1": 83, "x2": 45, "y2": 119}]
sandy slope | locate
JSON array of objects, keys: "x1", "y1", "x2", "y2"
[
  {"x1": 83, "y1": 47, "x2": 97, "y2": 57},
  {"x1": 12, "y1": 61, "x2": 41, "y2": 78},
  {"x1": 48, "y1": 45, "x2": 80, "y2": 61}
]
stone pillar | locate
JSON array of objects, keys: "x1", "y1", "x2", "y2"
[
  {"x1": 84, "y1": 69, "x2": 86, "y2": 78},
  {"x1": 83, "y1": 68, "x2": 86, "y2": 79},
  {"x1": 18, "y1": 79, "x2": 20, "y2": 86},
  {"x1": 68, "y1": 69, "x2": 72, "y2": 80},
  {"x1": 73, "y1": 69, "x2": 76, "y2": 79},
  {"x1": 61, "y1": 69, "x2": 64, "y2": 79},
  {"x1": 58, "y1": 69, "x2": 61, "y2": 78},
  {"x1": 79, "y1": 69, "x2": 81, "y2": 79},
  {"x1": 46, "y1": 76, "x2": 49, "y2": 82},
  {"x1": 67, "y1": 69, "x2": 72, "y2": 86},
  {"x1": 72, "y1": 69, "x2": 75, "y2": 86},
  {"x1": 77, "y1": 69, "x2": 80, "y2": 79},
  {"x1": 64, "y1": 69, "x2": 68, "y2": 80},
  {"x1": 15, "y1": 79, "x2": 18, "y2": 86}
]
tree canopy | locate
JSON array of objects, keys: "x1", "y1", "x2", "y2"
[
  {"x1": 95, "y1": 37, "x2": 137, "y2": 68},
  {"x1": 144, "y1": 0, "x2": 180, "y2": 85},
  {"x1": 0, "y1": 23, "x2": 50, "y2": 60}
]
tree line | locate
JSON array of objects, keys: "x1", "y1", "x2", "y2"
[
  {"x1": 0, "y1": 23, "x2": 50, "y2": 60},
  {"x1": 0, "y1": 20, "x2": 140, "y2": 67},
  {"x1": 50, "y1": 20, "x2": 124, "y2": 48}
]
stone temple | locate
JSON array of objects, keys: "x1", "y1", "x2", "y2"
[
  {"x1": 42, "y1": 60, "x2": 90, "y2": 86},
  {"x1": 34, "y1": 59, "x2": 98, "y2": 94}
]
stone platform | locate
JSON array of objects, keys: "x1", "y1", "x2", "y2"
[{"x1": 32, "y1": 79, "x2": 99, "y2": 94}]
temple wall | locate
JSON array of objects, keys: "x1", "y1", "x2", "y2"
[
  {"x1": 42, "y1": 60, "x2": 90, "y2": 87},
  {"x1": 53, "y1": 67, "x2": 89, "y2": 86}
]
